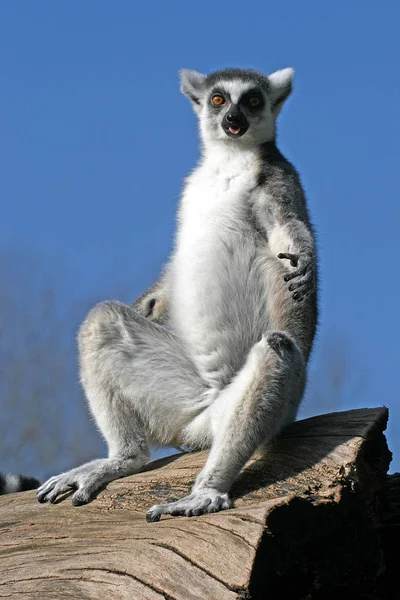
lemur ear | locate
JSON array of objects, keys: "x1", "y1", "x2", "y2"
[
  {"x1": 179, "y1": 69, "x2": 207, "y2": 113},
  {"x1": 267, "y1": 68, "x2": 294, "y2": 116}
]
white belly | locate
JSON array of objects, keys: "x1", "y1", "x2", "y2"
[{"x1": 169, "y1": 169, "x2": 270, "y2": 386}]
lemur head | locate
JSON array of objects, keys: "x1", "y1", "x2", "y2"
[{"x1": 179, "y1": 67, "x2": 294, "y2": 148}]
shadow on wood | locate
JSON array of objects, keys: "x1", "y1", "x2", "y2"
[{"x1": 0, "y1": 407, "x2": 396, "y2": 599}]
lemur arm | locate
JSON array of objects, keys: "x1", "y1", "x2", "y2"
[
  {"x1": 132, "y1": 271, "x2": 170, "y2": 324},
  {"x1": 270, "y1": 216, "x2": 317, "y2": 302},
  {"x1": 255, "y1": 182, "x2": 317, "y2": 302}
]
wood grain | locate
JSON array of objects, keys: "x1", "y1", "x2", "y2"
[{"x1": 0, "y1": 407, "x2": 391, "y2": 599}]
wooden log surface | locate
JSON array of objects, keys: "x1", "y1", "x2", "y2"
[{"x1": 0, "y1": 407, "x2": 392, "y2": 599}]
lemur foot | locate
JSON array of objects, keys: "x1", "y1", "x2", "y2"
[
  {"x1": 278, "y1": 252, "x2": 316, "y2": 301},
  {"x1": 37, "y1": 465, "x2": 103, "y2": 506},
  {"x1": 146, "y1": 488, "x2": 232, "y2": 522}
]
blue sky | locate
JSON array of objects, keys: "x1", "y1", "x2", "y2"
[{"x1": 1, "y1": 1, "x2": 399, "y2": 474}]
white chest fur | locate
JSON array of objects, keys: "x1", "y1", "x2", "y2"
[
  {"x1": 169, "y1": 149, "x2": 272, "y2": 385},
  {"x1": 177, "y1": 152, "x2": 259, "y2": 262}
]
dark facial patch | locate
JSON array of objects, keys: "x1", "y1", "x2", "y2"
[{"x1": 239, "y1": 88, "x2": 265, "y2": 112}]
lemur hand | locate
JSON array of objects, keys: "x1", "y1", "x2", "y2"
[{"x1": 278, "y1": 252, "x2": 316, "y2": 302}]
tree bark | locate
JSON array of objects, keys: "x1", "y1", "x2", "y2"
[{"x1": 0, "y1": 407, "x2": 395, "y2": 599}]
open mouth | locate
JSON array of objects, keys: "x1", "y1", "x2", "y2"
[{"x1": 224, "y1": 125, "x2": 248, "y2": 138}]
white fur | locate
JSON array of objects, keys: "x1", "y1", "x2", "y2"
[
  {"x1": 268, "y1": 68, "x2": 294, "y2": 116},
  {"x1": 268, "y1": 68, "x2": 294, "y2": 91},
  {"x1": 169, "y1": 146, "x2": 270, "y2": 386},
  {"x1": 4, "y1": 474, "x2": 20, "y2": 494},
  {"x1": 215, "y1": 80, "x2": 257, "y2": 104}
]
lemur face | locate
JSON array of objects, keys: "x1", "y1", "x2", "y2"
[
  {"x1": 180, "y1": 67, "x2": 294, "y2": 147},
  {"x1": 203, "y1": 81, "x2": 267, "y2": 141}
]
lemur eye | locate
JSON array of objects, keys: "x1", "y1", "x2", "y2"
[
  {"x1": 211, "y1": 94, "x2": 225, "y2": 106},
  {"x1": 248, "y1": 95, "x2": 261, "y2": 107}
]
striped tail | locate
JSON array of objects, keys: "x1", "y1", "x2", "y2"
[{"x1": 0, "y1": 473, "x2": 40, "y2": 495}]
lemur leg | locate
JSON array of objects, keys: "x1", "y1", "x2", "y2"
[
  {"x1": 147, "y1": 330, "x2": 305, "y2": 521},
  {"x1": 37, "y1": 301, "x2": 208, "y2": 506}
]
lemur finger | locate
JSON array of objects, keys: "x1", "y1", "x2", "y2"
[
  {"x1": 47, "y1": 482, "x2": 73, "y2": 504},
  {"x1": 146, "y1": 499, "x2": 181, "y2": 521},
  {"x1": 188, "y1": 498, "x2": 212, "y2": 517},
  {"x1": 284, "y1": 266, "x2": 307, "y2": 282},
  {"x1": 292, "y1": 291, "x2": 303, "y2": 301},
  {"x1": 207, "y1": 496, "x2": 224, "y2": 513},
  {"x1": 71, "y1": 489, "x2": 92, "y2": 506},
  {"x1": 37, "y1": 480, "x2": 59, "y2": 502},
  {"x1": 37, "y1": 479, "x2": 73, "y2": 503},
  {"x1": 37, "y1": 490, "x2": 51, "y2": 503},
  {"x1": 288, "y1": 279, "x2": 307, "y2": 292},
  {"x1": 146, "y1": 505, "x2": 164, "y2": 522},
  {"x1": 278, "y1": 252, "x2": 299, "y2": 267},
  {"x1": 37, "y1": 475, "x2": 61, "y2": 491}
]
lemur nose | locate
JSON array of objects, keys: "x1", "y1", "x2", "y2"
[{"x1": 226, "y1": 113, "x2": 240, "y2": 124}]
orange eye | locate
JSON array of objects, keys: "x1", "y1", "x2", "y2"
[{"x1": 212, "y1": 94, "x2": 225, "y2": 106}]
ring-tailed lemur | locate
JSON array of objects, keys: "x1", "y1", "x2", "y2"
[
  {"x1": 37, "y1": 67, "x2": 318, "y2": 521},
  {"x1": 0, "y1": 473, "x2": 40, "y2": 495}
]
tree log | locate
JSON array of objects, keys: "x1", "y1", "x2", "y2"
[{"x1": 0, "y1": 407, "x2": 394, "y2": 599}]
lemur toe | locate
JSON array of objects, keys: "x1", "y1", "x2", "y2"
[
  {"x1": 36, "y1": 478, "x2": 72, "y2": 503},
  {"x1": 71, "y1": 492, "x2": 90, "y2": 506},
  {"x1": 146, "y1": 507, "x2": 162, "y2": 522}
]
